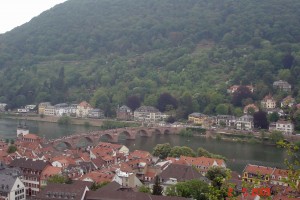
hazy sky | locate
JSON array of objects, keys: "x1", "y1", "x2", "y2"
[{"x1": 0, "y1": 0, "x2": 67, "y2": 34}]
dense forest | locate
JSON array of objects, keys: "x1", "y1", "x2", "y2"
[{"x1": 0, "y1": 0, "x2": 300, "y2": 118}]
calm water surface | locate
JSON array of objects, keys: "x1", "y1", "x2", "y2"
[{"x1": 0, "y1": 118, "x2": 286, "y2": 172}]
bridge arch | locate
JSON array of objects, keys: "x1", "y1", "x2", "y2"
[
  {"x1": 137, "y1": 129, "x2": 151, "y2": 137},
  {"x1": 118, "y1": 131, "x2": 134, "y2": 140},
  {"x1": 54, "y1": 141, "x2": 74, "y2": 149},
  {"x1": 99, "y1": 133, "x2": 114, "y2": 142},
  {"x1": 151, "y1": 128, "x2": 163, "y2": 135},
  {"x1": 163, "y1": 129, "x2": 171, "y2": 135}
]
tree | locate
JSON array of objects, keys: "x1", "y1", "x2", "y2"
[
  {"x1": 253, "y1": 110, "x2": 269, "y2": 129},
  {"x1": 197, "y1": 147, "x2": 211, "y2": 157},
  {"x1": 90, "y1": 182, "x2": 109, "y2": 191},
  {"x1": 168, "y1": 146, "x2": 196, "y2": 158},
  {"x1": 268, "y1": 112, "x2": 279, "y2": 122},
  {"x1": 293, "y1": 110, "x2": 300, "y2": 131},
  {"x1": 139, "y1": 185, "x2": 151, "y2": 193},
  {"x1": 126, "y1": 95, "x2": 141, "y2": 111},
  {"x1": 269, "y1": 131, "x2": 284, "y2": 143},
  {"x1": 277, "y1": 141, "x2": 300, "y2": 194},
  {"x1": 152, "y1": 143, "x2": 172, "y2": 159},
  {"x1": 215, "y1": 104, "x2": 228, "y2": 115},
  {"x1": 157, "y1": 92, "x2": 178, "y2": 112},
  {"x1": 7, "y1": 145, "x2": 17, "y2": 154},
  {"x1": 232, "y1": 86, "x2": 253, "y2": 107},
  {"x1": 282, "y1": 54, "x2": 294, "y2": 69},
  {"x1": 47, "y1": 175, "x2": 67, "y2": 184},
  {"x1": 152, "y1": 176, "x2": 163, "y2": 195},
  {"x1": 166, "y1": 179, "x2": 209, "y2": 200},
  {"x1": 205, "y1": 166, "x2": 228, "y2": 190}
]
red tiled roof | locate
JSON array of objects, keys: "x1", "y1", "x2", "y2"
[
  {"x1": 130, "y1": 150, "x2": 151, "y2": 159},
  {"x1": 244, "y1": 164, "x2": 275, "y2": 176},
  {"x1": 22, "y1": 133, "x2": 40, "y2": 140},
  {"x1": 80, "y1": 171, "x2": 114, "y2": 183},
  {"x1": 41, "y1": 166, "x2": 62, "y2": 179},
  {"x1": 180, "y1": 155, "x2": 225, "y2": 168}
]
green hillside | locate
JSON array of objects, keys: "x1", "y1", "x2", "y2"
[{"x1": 0, "y1": 0, "x2": 300, "y2": 117}]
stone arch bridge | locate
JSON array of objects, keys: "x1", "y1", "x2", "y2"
[{"x1": 47, "y1": 126, "x2": 184, "y2": 149}]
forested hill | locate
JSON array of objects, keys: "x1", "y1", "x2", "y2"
[{"x1": 0, "y1": 0, "x2": 300, "y2": 117}]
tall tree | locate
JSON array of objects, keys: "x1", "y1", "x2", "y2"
[
  {"x1": 126, "y1": 95, "x2": 141, "y2": 111},
  {"x1": 253, "y1": 110, "x2": 269, "y2": 129},
  {"x1": 152, "y1": 176, "x2": 163, "y2": 195},
  {"x1": 157, "y1": 92, "x2": 178, "y2": 112},
  {"x1": 231, "y1": 86, "x2": 253, "y2": 107}
]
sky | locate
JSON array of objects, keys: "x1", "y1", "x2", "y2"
[{"x1": 0, "y1": 0, "x2": 68, "y2": 34}]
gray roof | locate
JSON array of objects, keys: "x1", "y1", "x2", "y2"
[
  {"x1": 117, "y1": 105, "x2": 132, "y2": 112},
  {"x1": 9, "y1": 158, "x2": 50, "y2": 171},
  {"x1": 135, "y1": 106, "x2": 159, "y2": 113},
  {"x1": 0, "y1": 174, "x2": 18, "y2": 192},
  {"x1": 160, "y1": 163, "x2": 210, "y2": 183},
  {"x1": 35, "y1": 181, "x2": 92, "y2": 200}
]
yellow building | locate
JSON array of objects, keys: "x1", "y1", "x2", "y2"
[
  {"x1": 38, "y1": 102, "x2": 51, "y2": 115},
  {"x1": 188, "y1": 113, "x2": 208, "y2": 125}
]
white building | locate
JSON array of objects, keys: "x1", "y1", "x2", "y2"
[
  {"x1": 112, "y1": 169, "x2": 142, "y2": 188},
  {"x1": 261, "y1": 94, "x2": 276, "y2": 109},
  {"x1": 134, "y1": 106, "x2": 166, "y2": 122},
  {"x1": 76, "y1": 101, "x2": 93, "y2": 118},
  {"x1": 275, "y1": 120, "x2": 294, "y2": 134},
  {"x1": 235, "y1": 115, "x2": 254, "y2": 131},
  {"x1": 0, "y1": 174, "x2": 26, "y2": 200}
]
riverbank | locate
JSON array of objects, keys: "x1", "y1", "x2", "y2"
[{"x1": 1, "y1": 114, "x2": 107, "y2": 127}]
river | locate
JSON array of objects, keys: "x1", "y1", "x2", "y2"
[{"x1": 0, "y1": 118, "x2": 286, "y2": 173}]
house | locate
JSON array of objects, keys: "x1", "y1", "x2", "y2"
[
  {"x1": 112, "y1": 168, "x2": 143, "y2": 188},
  {"x1": 76, "y1": 101, "x2": 93, "y2": 118},
  {"x1": 166, "y1": 156, "x2": 226, "y2": 176},
  {"x1": 0, "y1": 103, "x2": 7, "y2": 112},
  {"x1": 242, "y1": 164, "x2": 274, "y2": 184},
  {"x1": 215, "y1": 115, "x2": 236, "y2": 127},
  {"x1": 235, "y1": 115, "x2": 254, "y2": 131},
  {"x1": 18, "y1": 133, "x2": 42, "y2": 143},
  {"x1": 281, "y1": 96, "x2": 295, "y2": 108},
  {"x1": 40, "y1": 166, "x2": 62, "y2": 187},
  {"x1": 266, "y1": 108, "x2": 285, "y2": 117},
  {"x1": 177, "y1": 155, "x2": 226, "y2": 176},
  {"x1": 261, "y1": 94, "x2": 276, "y2": 109},
  {"x1": 270, "y1": 168, "x2": 289, "y2": 186},
  {"x1": 159, "y1": 163, "x2": 210, "y2": 190},
  {"x1": 87, "y1": 109, "x2": 104, "y2": 119},
  {"x1": 116, "y1": 105, "x2": 133, "y2": 121},
  {"x1": 273, "y1": 80, "x2": 292, "y2": 92},
  {"x1": 134, "y1": 106, "x2": 166, "y2": 122},
  {"x1": 17, "y1": 123, "x2": 29, "y2": 137},
  {"x1": 188, "y1": 113, "x2": 208, "y2": 125},
  {"x1": 227, "y1": 85, "x2": 254, "y2": 94},
  {"x1": 34, "y1": 181, "x2": 91, "y2": 200},
  {"x1": 9, "y1": 158, "x2": 51, "y2": 196},
  {"x1": 242, "y1": 164, "x2": 289, "y2": 187},
  {"x1": 85, "y1": 181, "x2": 187, "y2": 200},
  {"x1": 25, "y1": 105, "x2": 37, "y2": 112},
  {"x1": 43, "y1": 106, "x2": 55, "y2": 116},
  {"x1": 54, "y1": 103, "x2": 69, "y2": 116},
  {"x1": 17, "y1": 108, "x2": 29, "y2": 113},
  {"x1": 80, "y1": 171, "x2": 114, "y2": 184},
  {"x1": 0, "y1": 174, "x2": 25, "y2": 200},
  {"x1": 243, "y1": 104, "x2": 259, "y2": 114},
  {"x1": 38, "y1": 102, "x2": 51, "y2": 115},
  {"x1": 270, "y1": 120, "x2": 294, "y2": 134}
]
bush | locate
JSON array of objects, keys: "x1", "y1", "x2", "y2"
[
  {"x1": 58, "y1": 116, "x2": 71, "y2": 125},
  {"x1": 7, "y1": 145, "x2": 17, "y2": 154}
]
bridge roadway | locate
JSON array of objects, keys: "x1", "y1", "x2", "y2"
[{"x1": 46, "y1": 126, "x2": 184, "y2": 149}]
